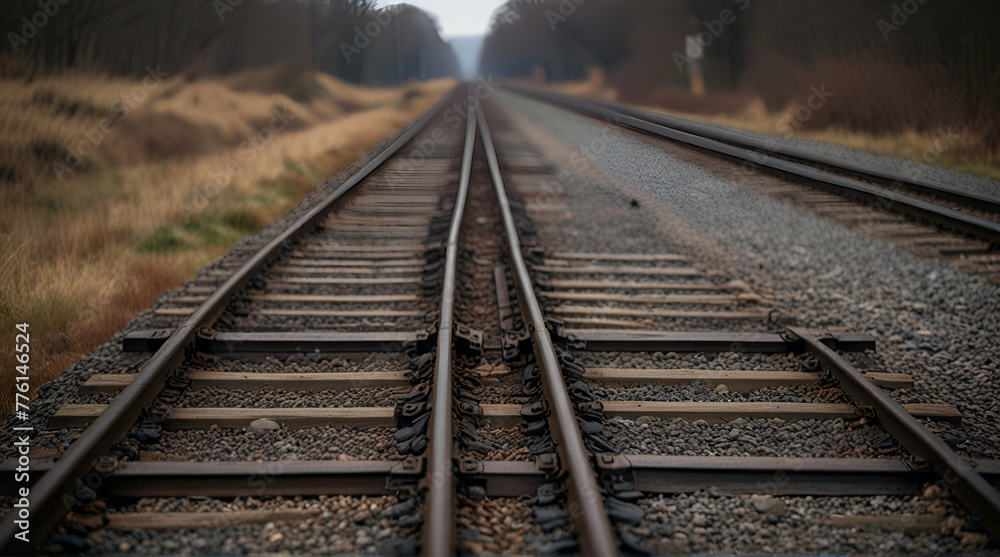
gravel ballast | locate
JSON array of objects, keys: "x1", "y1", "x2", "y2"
[
  {"x1": 640, "y1": 490, "x2": 988, "y2": 554},
  {"x1": 492, "y1": 91, "x2": 999, "y2": 456},
  {"x1": 489, "y1": 92, "x2": 999, "y2": 550},
  {"x1": 84, "y1": 495, "x2": 403, "y2": 555},
  {"x1": 147, "y1": 425, "x2": 397, "y2": 462},
  {"x1": 605, "y1": 416, "x2": 904, "y2": 459},
  {"x1": 8, "y1": 87, "x2": 998, "y2": 554}
]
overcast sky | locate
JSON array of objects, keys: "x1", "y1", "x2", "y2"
[{"x1": 377, "y1": 0, "x2": 509, "y2": 38}]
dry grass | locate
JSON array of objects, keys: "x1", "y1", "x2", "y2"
[
  {"x1": 0, "y1": 68, "x2": 455, "y2": 414},
  {"x1": 639, "y1": 106, "x2": 1000, "y2": 181},
  {"x1": 542, "y1": 72, "x2": 999, "y2": 181},
  {"x1": 546, "y1": 68, "x2": 619, "y2": 102}
]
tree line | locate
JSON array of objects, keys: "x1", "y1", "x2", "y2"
[
  {"x1": 480, "y1": 0, "x2": 1000, "y2": 145},
  {"x1": 1, "y1": 0, "x2": 460, "y2": 85}
]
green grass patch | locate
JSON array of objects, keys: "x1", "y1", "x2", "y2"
[
  {"x1": 221, "y1": 208, "x2": 264, "y2": 233},
  {"x1": 138, "y1": 226, "x2": 187, "y2": 253},
  {"x1": 182, "y1": 216, "x2": 231, "y2": 246},
  {"x1": 286, "y1": 73, "x2": 322, "y2": 103},
  {"x1": 134, "y1": 157, "x2": 316, "y2": 257},
  {"x1": 260, "y1": 175, "x2": 302, "y2": 201},
  {"x1": 251, "y1": 190, "x2": 285, "y2": 204},
  {"x1": 284, "y1": 158, "x2": 324, "y2": 181},
  {"x1": 138, "y1": 206, "x2": 266, "y2": 255}
]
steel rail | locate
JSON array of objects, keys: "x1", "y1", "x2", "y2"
[
  {"x1": 0, "y1": 88, "x2": 459, "y2": 554},
  {"x1": 539, "y1": 90, "x2": 1000, "y2": 214},
  {"x1": 789, "y1": 328, "x2": 1000, "y2": 539},
  {"x1": 475, "y1": 104, "x2": 618, "y2": 556},
  {"x1": 509, "y1": 87, "x2": 1000, "y2": 245},
  {"x1": 421, "y1": 98, "x2": 477, "y2": 556}
]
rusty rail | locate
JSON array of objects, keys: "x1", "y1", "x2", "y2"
[
  {"x1": 475, "y1": 104, "x2": 618, "y2": 556},
  {"x1": 421, "y1": 98, "x2": 477, "y2": 556},
  {"x1": 790, "y1": 328, "x2": 1000, "y2": 539},
  {"x1": 0, "y1": 88, "x2": 459, "y2": 554},
  {"x1": 510, "y1": 86, "x2": 1000, "y2": 245}
]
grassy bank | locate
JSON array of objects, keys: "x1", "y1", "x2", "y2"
[
  {"x1": 649, "y1": 103, "x2": 1000, "y2": 182},
  {"x1": 0, "y1": 68, "x2": 455, "y2": 414},
  {"x1": 547, "y1": 76, "x2": 999, "y2": 181}
]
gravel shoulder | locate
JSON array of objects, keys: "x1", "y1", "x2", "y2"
[{"x1": 642, "y1": 108, "x2": 1000, "y2": 198}]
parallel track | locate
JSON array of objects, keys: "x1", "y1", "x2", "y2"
[
  {"x1": 485, "y1": 96, "x2": 1000, "y2": 546},
  {"x1": 1, "y1": 86, "x2": 998, "y2": 554},
  {"x1": 0, "y1": 86, "x2": 461, "y2": 553},
  {"x1": 511, "y1": 86, "x2": 1000, "y2": 246}
]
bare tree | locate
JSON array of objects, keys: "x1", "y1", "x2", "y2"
[{"x1": 2, "y1": 0, "x2": 459, "y2": 85}]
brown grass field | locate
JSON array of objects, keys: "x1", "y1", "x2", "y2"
[
  {"x1": 549, "y1": 73, "x2": 1000, "y2": 181},
  {"x1": 0, "y1": 68, "x2": 455, "y2": 414}
]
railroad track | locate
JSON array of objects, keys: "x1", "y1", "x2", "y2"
[
  {"x1": 480, "y1": 98, "x2": 1000, "y2": 552},
  {"x1": 512, "y1": 86, "x2": 1000, "y2": 284},
  {"x1": 2, "y1": 86, "x2": 998, "y2": 554}
]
